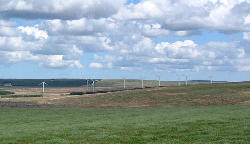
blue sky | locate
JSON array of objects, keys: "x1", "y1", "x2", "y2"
[{"x1": 0, "y1": 0, "x2": 250, "y2": 81}]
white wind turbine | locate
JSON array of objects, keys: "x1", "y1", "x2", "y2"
[
  {"x1": 158, "y1": 75, "x2": 161, "y2": 87},
  {"x1": 92, "y1": 79, "x2": 97, "y2": 93},
  {"x1": 86, "y1": 79, "x2": 89, "y2": 92},
  {"x1": 123, "y1": 78, "x2": 126, "y2": 89},
  {"x1": 142, "y1": 79, "x2": 144, "y2": 89},
  {"x1": 141, "y1": 76, "x2": 146, "y2": 89},
  {"x1": 184, "y1": 74, "x2": 189, "y2": 86},
  {"x1": 176, "y1": 74, "x2": 181, "y2": 86},
  {"x1": 209, "y1": 75, "x2": 213, "y2": 85},
  {"x1": 40, "y1": 82, "x2": 47, "y2": 95}
]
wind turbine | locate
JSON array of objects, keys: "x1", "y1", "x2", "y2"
[
  {"x1": 185, "y1": 75, "x2": 188, "y2": 86},
  {"x1": 40, "y1": 82, "x2": 47, "y2": 95},
  {"x1": 209, "y1": 75, "x2": 213, "y2": 85},
  {"x1": 141, "y1": 79, "x2": 144, "y2": 89},
  {"x1": 92, "y1": 79, "x2": 96, "y2": 93},
  {"x1": 86, "y1": 79, "x2": 89, "y2": 92},
  {"x1": 156, "y1": 75, "x2": 161, "y2": 87},
  {"x1": 176, "y1": 74, "x2": 181, "y2": 86},
  {"x1": 123, "y1": 78, "x2": 126, "y2": 89},
  {"x1": 82, "y1": 72, "x2": 85, "y2": 92}
]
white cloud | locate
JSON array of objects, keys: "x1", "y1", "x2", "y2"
[
  {"x1": 18, "y1": 26, "x2": 48, "y2": 39},
  {"x1": 0, "y1": 25, "x2": 83, "y2": 68},
  {"x1": 89, "y1": 62, "x2": 104, "y2": 69},
  {"x1": 120, "y1": 67, "x2": 132, "y2": 71},
  {"x1": 114, "y1": 1, "x2": 163, "y2": 20},
  {"x1": 0, "y1": 51, "x2": 38, "y2": 63},
  {"x1": 0, "y1": 0, "x2": 126, "y2": 19},
  {"x1": 174, "y1": 30, "x2": 201, "y2": 37},
  {"x1": 0, "y1": 26, "x2": 17, "y2": 36},
  {"x1": 0, "y1": 0, "x2": 250, "y2": 73},
  {"x1": 0, "y1": 20, "x2": 16, "y2": 26},
  {"x1": 114, "y1": 0, "x2": 250, "y2": 32},
  {"x1": 139, "y1": 23, "x2": 170, "y2": 37},
  {"x1": 244, "y1": 14, "x2": 250, "y2": 24},
  {"x1": 40, "y1": 18, "x2": 114, "y2": 36},
  {"x1": 40, "y1": 55, "x2": 83, "y2": 68},
  {"x1": 243, "y1": 32, "x2": 250, "y2": 41}
]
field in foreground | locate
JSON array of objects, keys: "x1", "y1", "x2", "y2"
[
  {"x1": 0, "y1": 105, "x2": 249, "y2": 144},
  {"x1": 0, "y1": 82, "x2": 250, "y2": 143}
]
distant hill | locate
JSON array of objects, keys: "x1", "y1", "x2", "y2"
[
  {"x1": 189, "y1": 80, "x2": 228, "y2": 83},
  {"x1": 0, "y1": 79, "x2": 100, "y2": 87}
]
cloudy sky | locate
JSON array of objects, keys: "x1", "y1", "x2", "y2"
[{"x1": 0, "y1": 0, "x2": 250, "y2": 81}]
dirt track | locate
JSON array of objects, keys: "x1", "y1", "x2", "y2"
[{"x1": 0, "y1": 101, "x2": 47, "y2": 108}]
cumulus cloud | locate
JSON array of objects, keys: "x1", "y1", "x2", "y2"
[
  {"x1": 0, "y1": 0, "x2": 126, "y2": 20},
  {"x1": 39, "y1": 55, "x2": 83, "y2": 68},
  {"x1": 0, "y1": 49, "x2": 83, "y2": 68},
  {"x1": 174, "y1": 30, "x2": 201, "y2": 37},
  {"x1": 0, "y1": 20, "x2": 16, "y2": 26},
  {"x1": 114, "y1": 0, "x2": 250, "y2": 33},
  {"x1": 39, "y1": 18, "x2": 115, "y2": 36},
  {"x1": 0, "y1": 25, "x2": 83, "y2": 68},
  {"x1": 243, "y1": 32, "x2": 250, "y2": 41},
  {"x1": 0, "y1": 0, "x2": 250, "y2": 72},
  {"x1": 18, "y1": 26, "x2": 48, "y2": 39},
  {"x1": 89, "y1": 62, "x2": 104, "y2": 69}
]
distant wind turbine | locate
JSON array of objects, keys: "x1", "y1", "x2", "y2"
[
  {"x1": 92, "y1": 79, "x2": 96, "y2": 92},
  {"x1": 158, "y1": 76, "x2": 161, "y2": 87},
  {"x1": 86, "y1": 79, "x2": 89, "y2": 92},
  {"x1": 141, "y1": 79, "x2": 144, "y2": 89},
  {"x1": 185, "y1": 75, "x2": 188, "y2": 86},
  {"x1": 123, "y1": 78, "x2": 126, "y2": 89},
  {"x1": 176, "y1": 74, "x2": 181, "y2": 86},
  {"x1": 141, "y1": 76, "x2": 145, "y2": 89},
  {"x1": 40, "y1": 82, "x2": 47, "y2": 95},
  {"x1": 209, "y1": 76, "x2": 213, "y2": 85}
]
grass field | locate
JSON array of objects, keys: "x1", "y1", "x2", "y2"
[
  {"x1": 0, "y1": 105, "x2": 249, "y2": 144},
  {"x1": 52, "y1": 82, "x2": 250, "y2": 108},
  {"x1": 0, "y1": 82, "x2": 250, "y2": 143}
]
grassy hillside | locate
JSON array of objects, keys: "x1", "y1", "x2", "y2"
[
  {"x1": 52, "y1": 82, "x2": 250, "y2": 108},
  {"x1": 1, "y1": 82, "x2": 250, "y2": 143},
  {"x1": 0, "y1": 105, "x2": 249, "y2": 144}
]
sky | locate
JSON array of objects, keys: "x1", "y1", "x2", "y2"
[{"x1": 0, "y1": 0, "x2": 250, "y2": 82}]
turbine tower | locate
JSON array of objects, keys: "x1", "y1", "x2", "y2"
[
  {"x1": 141, "y1": 79, "x2": 144, "y2": 89},
  {"x1": 86, "y1": 79, "x2": 89, "y2": 92},
  {"x1": 123, "y1": 78, "x2": 126, "y2": 89},
  {"x1": 92, "y1": 80, "x2": 95, "y2": 93},
  {"x1": 209, "y1": 76, "x2": 213, "y2": 85},
  {"x1": 177, "y1": 75, "x2": 181, "y2": 86},
  {"x1": 185, "y1": 75, "x2": 188, "y2": 86},
  {"x1": 40, "y1": 82, "x2": 47, "y2": 95},
  {"x1": 158, "y1": 76, "x2": 161, "y2": 87}
]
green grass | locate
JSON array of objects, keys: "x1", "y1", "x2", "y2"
[
  {"x1": 1, "y1": 82, "x2": 250, "y2": 143},
  {"x1": 0, "y1": 105, "x2": 249, "y2": 144},
  {"x1": 53, "y1": 82, "x2": 250, "y2": 108}
]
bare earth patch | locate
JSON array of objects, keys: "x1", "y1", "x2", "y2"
[
  {"x1": 240, "y1": 100, "x2": 250, "y2": 104},
  {"x1": 239, "y1": 91, "x2": 250, "y2": 95}
]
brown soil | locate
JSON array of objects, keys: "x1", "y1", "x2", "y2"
[{"x1": 240, "y1": 100, "x2": 250, "y2": 104}]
